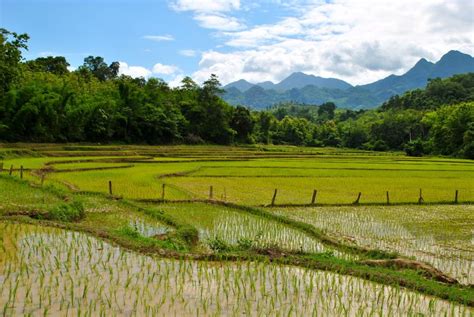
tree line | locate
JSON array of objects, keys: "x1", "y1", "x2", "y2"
[{"x1": 1, "y1": 28, "x2": 473, "y2": 158}]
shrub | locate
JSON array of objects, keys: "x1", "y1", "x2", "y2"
[
  {"x1": 208, "y1": 237, "x2": 231, "y2": 252},
  {"x1": 405, "y1": 139, "x2": 424, "y2": 157},
  {"x1": 45, "y1": 201, "x2": 85, "y2": 222},
  {"x1": 176, "y1": 225, "x2": 199, "y2": 246},
  {"x1": 236, "y1": 237, "x2": 254, "y2": 250}
]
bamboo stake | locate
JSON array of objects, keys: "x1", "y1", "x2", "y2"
[
  {"x1": 353, "y1": 192, "x2": 361, "y2": 204},
  {"x1": 418, "y1": 189, "x2": 424, "y2": 204},
  {"x1": 311, "y1": 190, "x2": 317, "y2": 205},
  {"x1": 271, "y1": 189, "x2": 278, "y2": 206}
]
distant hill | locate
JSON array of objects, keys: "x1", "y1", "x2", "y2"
[
  {"x1": 274, "y1": 72, "x2": 352, "y2": 90},
  {"x1": 224, "y1": 72, "x2": 352, "y2": 92},
  {"x1": 224, "y1": 79, "x2": 255, "y2": 92},
  {"x1": 222, "y1": 50, "x2": 474, "y2": 109}
]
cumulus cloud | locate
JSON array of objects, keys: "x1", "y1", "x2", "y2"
[
  {"x1": 143, "y1": 35, "x2": 174, "y2": 42},
  {"x1": 119, "y1": 62, "x2": 152, "y2": 78},
  {"x1": 194, "y1": 14, "x2": 245, "y2": 31},
  {"x1": 168, "y1": 74, "x2": 186, "y2": 88},
  {"x1": 152, "y1": 63, "x2": 180, "y2": 75},
  {"x1": 170, "y1": 0, "x2": 240, "y2": 13},
  {"x1": 190, "y1": 0, "x2": 474, "y2": 85},
  {"x1": 170, "y1": 0, "x2": 244, "y2": 31}
]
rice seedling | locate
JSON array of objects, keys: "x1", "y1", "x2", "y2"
[
  {"x1": 47, "y1": 163, "x2": 198, "y2": 199},
  {"x1": 155, "y1": 203, "x2": 341, "y2": 255},
  {"x1": 0, "y1": 176, "x2": 64, "y2": 215},
  {"x1": 271, "y1": 205, "x2": 474, "y2": 284},
  {"x1": 0, "y1": 222, "x2": 471, "y2": 316},
  {"x1": 1, "y1": 144, "x2": 473, "y2": 314},
  {"x1": 6, "y1": 144, "x2": 471, "y2": 205}
]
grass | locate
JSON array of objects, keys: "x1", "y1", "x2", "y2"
[
  {"x1": 0, "y1": 175, "x2": 65, "y2": 214},
  {"x1": 1, "y1": 222, "x2": 472, "y2": 316},
  {"x1": 151, "y1": 202, "x2": 343, "y2": 255},
  {"x1": 20, "y1": 151, "x2": 471, "y2": 204},
  {"x1": 0, "y1": 143, "x2": 473, "y2": 314},
  {"x1": 46, "y1": 163, "x2": 196, "y2": 199},
  {"x1": 270, "y1": 205, "x2": 474, "y2": 285}
]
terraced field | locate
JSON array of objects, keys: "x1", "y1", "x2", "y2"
[{"x1": 1, "y1": 144, "x2": 473, "y2": 315}]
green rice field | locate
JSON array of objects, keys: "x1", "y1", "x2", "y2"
[{"x1": 1, "y1": 143, "x2": 473, "y2": 315}]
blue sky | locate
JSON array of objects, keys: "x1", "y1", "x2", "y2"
[{"x1": 2, "y1": 0, "x2": 473, "y2": 86}]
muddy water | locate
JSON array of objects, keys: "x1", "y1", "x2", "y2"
[{"x1": 0, "y1": 222, "x2": 471, "y2": 316}]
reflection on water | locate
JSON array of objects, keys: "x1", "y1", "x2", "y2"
[{"x1": 0, "y1": 222, "x2": 471, "y2": 316}]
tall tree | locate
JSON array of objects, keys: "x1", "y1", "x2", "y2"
[
  {"x1": 0, "y1": 28, "x2": 29, "y2": 93},
  {"x1": 26, "y1": 56, "x2": 70, "y2": 75},
  {"x1": 230, "y1": 106, "x2": 254, "y2": 143},
  {"x1": 80, "y1": 56, "x2": 119, "y2": 81}
]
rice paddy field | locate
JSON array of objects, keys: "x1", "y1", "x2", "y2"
[{"x1": 1, "y1": 143, "x2": 473, "y2": 315}]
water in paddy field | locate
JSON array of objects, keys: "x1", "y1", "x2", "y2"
[
  {"x1": 271, "y1": 205, "x2": 474, "y2": 285},
  {"x1": 0, "y1": 222, "x2": 472, "y2": 316}
]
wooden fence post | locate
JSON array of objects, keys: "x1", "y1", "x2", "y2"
[
  {"x1": 353, "y1": 192, "x2": 361, "y2": 204},
  {"x1": 386, "y1": 191, "x2": 390, "y2": 205},
  {"x1": 41, "y1": 174, "x2": 45, "y2": 186},
  {"x1": 0, "y1": 162, "x2": 3, "y2": 173},
  {"x1": 271, "y1": 189, "x2": 278, "y2": 206},
  {"x1": 161, "y1": 184, "x2": 166, "y2": 201},
  {"x1": 418, "y1": 189, "x2": 424, "y2": 204},
  {"x1": 311, "y1": 190, "x2": 317, "y2": 205},
  {"x1": 9, "y1": 165, "x2": 13, "y2": 176},
  {"x1": 209, "y1": 186, "x2": 213, "y2": 200},
  {"x1": 109, "y1": 181, "x2": 113, "y2": 196},
  {"x1": 454, "y1": 190, "x2": 458, "y2": 204},
  {"x1": 20, "y1": 165, "x2": 23, "y2": 179}
]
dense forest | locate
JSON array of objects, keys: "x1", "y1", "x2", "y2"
[{"x1": 1, "y1": 28, "x2": 473, "y2": 158}]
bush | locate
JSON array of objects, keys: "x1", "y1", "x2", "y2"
[
  {"x1": 176, "y1": 225, "x2": 199, "y2": 246},
  {"x1": 236, "y1": 237, "x2": 254, "y2": 250},
  {"x1": 45, "y1": 201, "x2": 85, "y2": 222},
  {"x1": 208, "y1": 237, "x2": 231, "y2": 252},
  {"x1": 116, "y1": 225, "x2": 140, "y2": 238},
  {"x1": 371, "y1": 140, "x2": 389, "y2": 151},
  {"x1": 405, "y1": 139, "x2": 424, "y2": 157}
]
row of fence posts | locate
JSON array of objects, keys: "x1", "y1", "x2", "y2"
[
  {"x1": 2, "y1": 163, "x2": 46, "y2": 185},
  {"x1": 0, "y1": 167, "x2": 463, "y2": 205},
  {"x1": 269, "y1": 188, "x2": 460, "y2": 206},
  {"x1": 0, "y1": 167, "x2": 465, "y2": 205},
  {"x1": 104, "y1": 180, "x2": 462, "y2": 205},
  {"x1": 0, "y1": 164, "x2": 24, "y2": 179}
]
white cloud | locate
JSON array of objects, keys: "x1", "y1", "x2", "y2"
[
  {"x1": 179, "y1": 49, "x2": 197, "y2": 57},
  {"x1": 168, "y1": 74, "x2": 186, "y2": 88},
  {"x1": 191, "y1": 0, "x2": 474, "y2": 85},
  {"x1": 119, "y1": 62, "x2": 152, "y2": 78},
  {"x1": 152, "y1": 63, "x2": 180, "y2": 75},
  {"x1": 143, "y1": 35, "x2": 175, "y2": 42},
  {"x1": 170, "y1": 0, "x2": 244, "y2": 31},
  {"x1": 170, "y1": 0, "x2": 240, "y2": 13},
  {"x1": 119, "y1": 61, "x2": 182, "y2": 79},
  {"x1": 194, "y1": 14, "x2": 245, "y2": 31}
]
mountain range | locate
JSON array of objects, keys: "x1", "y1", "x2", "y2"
[{"x1": 222, "y1": 50, "x2": 474, "y2": 109}]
